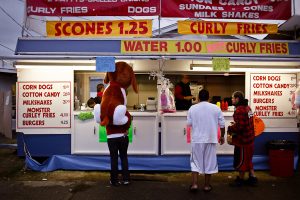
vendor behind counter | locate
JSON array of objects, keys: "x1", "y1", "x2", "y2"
[{"x1": 174, "y1": 75, "x2": 195, "y2": 110}]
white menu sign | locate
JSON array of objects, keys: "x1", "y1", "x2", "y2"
[
  {"x1": 250, "y1": 73, "x2": 297, "y2": 118},
  {"x1": 17, "y1": 82, "x2": 71, "y2": 128}
]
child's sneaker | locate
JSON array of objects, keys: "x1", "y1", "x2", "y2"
[
  {"x1": 109, "y1": 180, "x2": 121, "y2": 187},
  {"x1": 122, "y1": 180, "x2": 131, "y2": 185}
]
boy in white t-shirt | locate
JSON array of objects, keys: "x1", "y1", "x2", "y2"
[{"x1": 187, "y1": 89, "x2": 225, "y2": 192}]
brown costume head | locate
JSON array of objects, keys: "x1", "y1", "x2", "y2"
[
  {"x1": 100, "y1": 61, "x2": 138, "y2": 126},
  {"x1": 104, "y1": 61, "x2": 138, "y2": 93}
]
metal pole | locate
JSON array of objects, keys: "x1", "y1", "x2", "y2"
[
  {"x1": 293, "y1": 0, "x2": 296, "y2": 16},
  {"x1": 21, "y1": 0, "x2": 27, "y2": 37},
  {"x1": 158, "y1": 0, "x2": 161, "y2": 37},
  {"x1": 158, "y1": 16, "x2": 161, "y2": 37}
]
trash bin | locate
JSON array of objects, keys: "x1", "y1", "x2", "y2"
[{"x1": 266, "y1": 140, "x2": 296, "y2": 177}]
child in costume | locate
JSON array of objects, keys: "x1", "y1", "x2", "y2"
[{"x1": 99, "y1": 61, "x2": 138, "y2": 186}]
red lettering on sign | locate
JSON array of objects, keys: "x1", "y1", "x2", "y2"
[
  {"x1": 272, "y1": 112, "x2": 283, "y2": 116},
  {"x1": 237, "y1": 23, "x2": 269, "y2": 34},
  {"x1": 151, "y1": 41, "x2": 158, "y2": 51},
  {"x1": 160, "y1": 41, "x2": 168, "y2": 51},
  {"x1": 22, "y1": 85, "x2": 37, "y2": 90},
  {"x1": 62, "y1": 23, "x2": 71, "y2": 36},
  {"x1": 253, "y1": 76, "x2": 266, "y2": 81},
  {"x1": 260, "y1": 43, "x2": 288, "y2": 54},
  {"x1": 226, "y1": 42, "x2": 256, "y2": 53},
  {"x1": 268, "y1": 76, "x2": 281, "y2": 81},
  {"x1": 189, "y1": 22, "x2": 227, "y2": 34},
  {"x1": 123, "y1": 41, "x2": 168, "y2": 52},
  {"x1": 55, "y1": 22, "x2": 62, "y2": 36}
]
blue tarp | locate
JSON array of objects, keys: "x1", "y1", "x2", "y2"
[
  {"x1": 21, "y1": 133, "x2": 299, "y2": 172},
  {"x1": 24, "y1": 153, "x2": 299, "y2": 172}
]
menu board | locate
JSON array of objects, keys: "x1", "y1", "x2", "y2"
[
  {"x1": 250, "y1": 74, "x2": 297, "y2": 118},
  {"x1": 17, "y1": 82, "x2": 71, "y2": 128}
]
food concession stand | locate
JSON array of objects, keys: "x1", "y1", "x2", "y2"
[
  {"x1": 13, "y1": 0, "x2": 300, "y2": 171},
  {"x1": 14, "y1": 38, "x2": 300, "y2": 171}
]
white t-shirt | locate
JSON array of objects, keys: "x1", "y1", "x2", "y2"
[
  {"x1": 93, "y1": 103, "x2": 124, "y2": 139},
  {"x1": 187, "y1": 101, "x2": 225, "y2": 144},
  {"x1": 93, "y1": 104, "x2": 101, "y2": 123}
]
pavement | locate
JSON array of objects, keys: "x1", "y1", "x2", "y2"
[{"x1": 1, "y1": 136, "x2": 300, "y2": 200}]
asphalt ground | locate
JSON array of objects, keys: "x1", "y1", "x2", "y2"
[{"x1": 1, "y1": 136, "x2": 300, "y2": 200}]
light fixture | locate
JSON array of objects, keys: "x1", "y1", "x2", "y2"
[
  {"x1": 15, "y1": 60, "x2": 97, "y2": 70},
  {"x1": 15, "y1": 65, "x2": 96, "y2": 70},
  {"x1": 229, "y1": 68, "x2": 300, "y2": 72},
  {"x1": 190, "y1": 60, "x2": 300, "y2": 67},
  {"x1": 190, "y1": 65, "x2": 300, "y2": 72}
]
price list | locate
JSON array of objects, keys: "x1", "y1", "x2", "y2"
[
  {"x1": 250, "y1": 74, "x2": 297, "y2": 118},
  {"x1": 17, "y1": 82, "x2": 71, "y2": 128}
]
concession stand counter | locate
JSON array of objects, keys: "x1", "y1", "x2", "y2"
[{"x1": 14, "y1": 38, "x2": 300, "y2": 171}]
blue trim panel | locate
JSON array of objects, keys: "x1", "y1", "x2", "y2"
[
  {"x1": 16, "y1": 39, "x2": 120, "y2": 53},
  {"x1": 289, "y1": 43, "x2": 300, "y2": 55},
  {"x1": 18, "y1": 132, "x2": 299, "y2": 171},
  {"x1": 17, "y1": 132, "x2": 71, "y2": 157},
  {"x1": 16, "y1": 39, "x2": 300, "y2": 56},
  {"x1": 25, "y1": 155, "x2": 298, "y2": 172}
]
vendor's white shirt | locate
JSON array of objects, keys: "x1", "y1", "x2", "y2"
[{"x1": 187, "y1": 101, "x2": 225, "y2": 144}]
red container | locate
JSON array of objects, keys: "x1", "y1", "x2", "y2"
[{"x1": 269, "y1": 149, "x2": 294, "y2": 177}]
